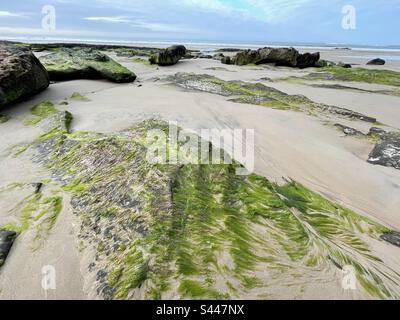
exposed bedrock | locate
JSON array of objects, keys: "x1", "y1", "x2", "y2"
[
  {"x1": 39, "y1": 47, "x2": 136, "y2": 83},
  {"x1": 0, "y1": 42, "x2": 49, "y2": 107}
]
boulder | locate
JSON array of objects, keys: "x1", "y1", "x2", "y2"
[
  {"x1": 230, "y1": 47, "x2": 320, "y2": 68},
  {"x1": 213, "y1": 53, "x2": 225, "y2": 61},
  {"x1": 40, "y1": 48, "x2": 136, "y2": 83},
  {"x1": 368, "y1": 136, "x2": 400, "y2": 170},
  {"x1": 367, "y1": 58, "x2": 385, "y2": 66},
  {"x1": 149, "y1": 45, "x2": 187, "y2": 66},
  {"x1": 296, "y1": 52, "x2": 320, "y2": 69},
  {"x1": 0, "y1": 230, "x2": 17, "y2": 267},
  {"x1": 221, "y1": 56, "x2": 232, "y2": 65},
  {"x1": 337, "y1": 62, "x2": 352, "y2": 68},
  {"x1": 314, "y1": 59, "x2": 336, "y2": 68},
  {"x1": 380, "y1": 232, "x2": 400, "y2": 247},
  {"x1": 0, "y1": 42, "x2": 49, "y2": 107}
]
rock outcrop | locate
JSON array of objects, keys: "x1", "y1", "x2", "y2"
[
  {"x1": 149, "y1": 45, "x2": 186, "y2": 66},
  {"x1": 381, "y1": 232, "x2": 400, "y2": 247},
  {"x1": 0, "y1": 42, "x2": 49, "y2": 107},
  {"x1": 230, "y1": 47, "x2": 320, "y2": 68},
  {"x1": 0, "y1": 230, "x2": 17, "y2": 267},
  {"x1": 368, "y1": 131, "x2": 400, "y2": 170},
  {"x1": 367, "y1": 58, "x2": 385, "y2": 66},
  {"x1": 40, "y1": 48, "x2": 136, "y2": 83}
]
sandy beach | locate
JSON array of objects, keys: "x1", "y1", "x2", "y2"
[{"x1": 1, "y1": 44, "x2": 400, "y2": 300}]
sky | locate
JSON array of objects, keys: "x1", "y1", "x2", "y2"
[{"x1": 0, "y1": 0, "x2": 399, "y2": 46}]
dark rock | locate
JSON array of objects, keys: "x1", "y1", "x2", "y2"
[
  {"x1": 380, "y1": 232, "x2": 400, "y2": 247},
  {"x1": 337, "y1": 62, "x2": 352, "y2": 68},
  {"x1": 0, "y1": 230, "x2": 17, "y2": 267},
  {"x1": 230, "y1": 47, "x2": 320, "y2": 68},
  {"x1": 0, "y1": 42, "x2": 49, "y2": 107},
  {"x1": 221, "y1": 56, "x2": 232, "y2": 65},
  {"x1": 368, "y1": 136, "x2": 400, "y2": 169},
  {"x1": 334, "y1": 124, "x2": 365, "y2": 136},
  {"x1": 367, "y1": 58, "x2": 385, "y2": 66},
  {"x1": 314, "y1": 59, "x2": 336, "y2": 68},
  {"x1": 296, "y1": 52, "x2": 320, "y2": 69},
  {"x1": 191, "y1": 52, "x2": 213, "y2": 59},
  {"x1": 149, "y1": 45, "x2": 186, "y2": 66},
  {"x1": 368, "y1": 127, "x2": 387, "y2": 139},
  {"x1": 96, "y1": 269, "x2": 108, "y2": 282},
  {"x1": 213, "y1": 53, "x2": 225, "y2": 61},
  {"x1": 40, "y1": 48, "x2": 136, "y2": 83},
  {"x1": 32, "y1": 182, "x2": 43, "y2": 194},
  {"x1": 316, "y1": 104, "x2": 376, "y2": 123}
]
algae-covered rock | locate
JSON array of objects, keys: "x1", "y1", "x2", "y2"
[
  {"x1": 168, "y1": 73, "x2": 377, "y2": 122},
  {"x1": 0, "y1": 114, "x2": 10, "y2": 123},
  {"x1": 334, "y1": 124, "x2": 365, "y2": 136},
  {"x1": 296, "y1": 52, "x2": 320, "y2": 69},
  {"x1": 0, "y1": 42, "x2": 49, "y2": 107},
  {"x1": 149, "y1": 45, "x2": 186, "y2": 66},
  {"x1": 0, "y1": 230, "x2": 17, "y2": 267},
  {"x1": 221, "y1": 56, "x2": 232, "y2": 65},
  {"x1": 40, "y1": 48, "x2": 136, "y2": 83},
  {"x1": 24, "y1": 112, "x2": 400, "y2": 300},
  {"x1": 367, "y1": 58, "x2": 385, "y2": 66}
]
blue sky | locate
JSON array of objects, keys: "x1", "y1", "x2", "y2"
[{"x1": 0, "y1": 0, "x2": 399, "y2": 46}]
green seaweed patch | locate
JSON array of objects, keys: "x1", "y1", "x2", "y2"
[
  {"x1": 1, "y1": 187, "x2": 63, "y2": 243},
  {"x1": 318, "y1": 67, "x2": 400, "y2": 87},
  {"x1": 26, "y1": 119, "x2": 400, "y2": 300},
  {"x1": 131, "y1": 57, "x2": 151, "y2": 66},
  {"x1": 70, "y1": 92, "x2": 90, "y2": 102},
  {"x1": 24, "y1": 101, "x2": 57, "y2": 126},
  {"x1": 108, "y1": 243, "x2": 149, "y2": 299}
]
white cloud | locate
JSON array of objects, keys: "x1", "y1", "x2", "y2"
[
  {"x1": 84, "y1": 16, "x2": 131, "y2": 23},
  {"x1": 84, "y1": 14, "x2": 198, "y2": 33},
  {"x1": 246, "y1": 0, "x2": 313, "y2": 23},
  {"x1": 0, "y1": 10, "x2": 25, "y2": 17}
]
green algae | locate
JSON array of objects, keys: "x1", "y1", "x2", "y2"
[
  {"x1": 319, "y1": 67, "x2": 400, "y2": 87},
  {"x1": 108, "y1": 243, "x2": 149, "y2": 299},
  {"x1": 12, "y1": 114, "x2": 400, "y2": 299},
  {"x1": 279, "y1": 67, "x2": 400, "y2": 92},
  {"x1": 24, "y1": 101, "x2": 57, "y2": 126},
  {"x1": 70, "y1": 92, "x2": 90, "y2": 102},
  {"x1": 131, "y1": 57, "x2": 151, "y2": 66},
  {"x1": 40, "y1": 48, "x2": 136, "y2": 83},
  {"x1": 0, "y1": 183, "x2": 63, "y2": 243},
  {"x1": 0, "y1": 114, "x2": 10, "y2": 123},
  {"x1": 169, "y1": 73, "x2": 377, "y2": 122}
]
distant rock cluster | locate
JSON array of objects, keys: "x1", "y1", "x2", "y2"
[{"x1": 221, "y1": 47, "x2": 321, "y2": 68}]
